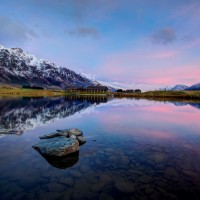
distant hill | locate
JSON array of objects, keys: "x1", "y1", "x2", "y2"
[
  {"x1": 159, "y1": 84, "x2": 189, "y2": 91},
  {"x1": 0, "y1": 45, "x2": 95, "y2": 89},
  {"x1": 160, "y1": 83, "x2": 200, "y2": 91},
  {"x1": 186, "y1": 83, "x2": 200, "y2": 91}
]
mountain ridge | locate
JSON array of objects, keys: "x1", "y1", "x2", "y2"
[
  {"x1": 1, "y1": 45, "x2": 199, "y2": 91},
  {"x1": 159, "y1": 84, "x2": 189, "y2": 91},
  {"x1": 159, "y1": 83, "x2": 200, "y2": 91},
  {"x1": 0, "y1": 45, "x2": 94, "y2": 89},
  {"x1": 186, "y1": 82, "x2": 200, "y2": 91}
]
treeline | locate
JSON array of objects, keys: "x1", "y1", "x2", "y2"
[
  {"x1": 116, "y1": 89, "x2": 141, "y2": 93},
  {"x1": 22, "y1": 85, "x2": 44, "y2": 90}
]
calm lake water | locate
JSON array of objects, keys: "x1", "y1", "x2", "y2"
[{"x1": 0, "y1": 97, "x2": 200, "y2": 200}]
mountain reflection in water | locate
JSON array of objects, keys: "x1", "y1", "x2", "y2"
[{"x1": 0, "y1": 96, "x2": 108, "y2": 135}]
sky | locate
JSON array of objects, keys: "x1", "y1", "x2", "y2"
[{"x1": 0, "y1": 0, "x2": 200, "y2": 90}]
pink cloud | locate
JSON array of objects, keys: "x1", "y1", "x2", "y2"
[
  {"x1": 139, "y1": 63, "x2": 200, "y2": 85},
  {"x1": 96, "y1": 40, "x2": 200, "y2": 90},
  {"x1": 147, "y1": 51, "x2": 177, "y2": 59},
  {"x1": 181, "y1": 38, "x2": 200, "y2": 50}
]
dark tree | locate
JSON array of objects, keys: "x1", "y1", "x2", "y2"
[
  {"x1": 126, "y1": 89, "x2": 134, "y2": 93},
  {"x1": 23, "y1": 85, "x2": 44, "y2": 90},
  {"x1": 116, "y1": 89, "x2": 123, "y2": 92},
  {"x1": 135, "y1": 89, "x2": 141, "y2": 93}
]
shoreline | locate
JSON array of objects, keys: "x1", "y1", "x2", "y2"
[
  {"x1": 112, "y1": 91, "x2": 200, "y2": 100},
  {"x1": 1, "y1": 88, "x2": 200, "y2": 102}
]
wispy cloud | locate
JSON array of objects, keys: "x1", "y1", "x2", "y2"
[
  {"x1": 0, "y1": 16, "x2": 37, "y2": 44},
  {"x1": 65, "y1": 27, "x2": 99, "y2": 38},
  {"x1": 33, "y1": 0, "x2": 117, "y2": 22},
  {"x1": 148, "y1": 51, "x2": 177, "y2": 59},
  {"x1": 173, "y1": 1, "x2": 200, "y2": 25},
  {"x1": 151, "y1": 28, "x2": 176, "y2": 45}
]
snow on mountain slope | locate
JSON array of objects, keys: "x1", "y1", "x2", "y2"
[
  {"x1": 171, "y1": 85, "x2": 189, "y2": 91},
  {"x1": 96, "y1": 80, "x2": 118, "y2": 91},
  {"x1": 0, "y1": 45, "x2": 93, "y2": 89},
  {"x1": 80, "y1": 73, "x2": 117, "y2": 91},
  {"x1": 160, "y1": 84, "x2": 188, "y2": 91}
]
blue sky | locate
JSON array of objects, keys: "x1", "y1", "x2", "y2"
[{"x1": 0, "y1": 0, "x2": 200, "y2": 90}]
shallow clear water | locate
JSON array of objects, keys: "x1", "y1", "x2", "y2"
[{"x1": 0, "y1": 97, "x2": 200, "y2": 200}]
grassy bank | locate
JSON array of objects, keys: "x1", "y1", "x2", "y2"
[
  {"x1": 113, "y1": 91, "x2": 200, "y2": 100},
  {"x1": 0, "y1": 85, "x2": 63, "y2": 97},
  {"x1": 1, "y1": 84, "x2": 200, "y2": 101},
  {"x1": 0, "y1": 85, "x2": 109, "y2": 97}
]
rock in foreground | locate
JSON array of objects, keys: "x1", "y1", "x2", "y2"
[
  {"x1": 40, "y1": 129, "x2": 83, "y2": 139},
  {"x1": 68, "y1": 129, "x2": 83, "y2": 137},
  {"x1": 33, "y1": 136, "x2": 79, "y2": 157},
  {"x1": 76, "y1": 136, "x2": 87, "y2": 145}
]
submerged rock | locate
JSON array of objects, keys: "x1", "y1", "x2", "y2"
[
  {"x1": 33, "y1": 136, "x2": 79, "y2": 157},
  {"x1": 114, "y1": 181, "x2": 135, "y2": 193},
  {"x1": 41, "y1": 151, "x2": 79, "y2": 169}
]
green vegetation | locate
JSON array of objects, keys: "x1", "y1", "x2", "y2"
[
  {"x1": 0, "y1": 85, "x2": 63, "y2": 97},
  {"x1": 1, "y1": 84, "x2": 200, "y2": 101},
  {"x1": 116, "y1": 89, "x2": 141, "y2": 93},
  {"x1": 113, "y1": 90, "x2": 200, "y2": 100},
  {"x1": 0, "y1": 84, "x2": 109, "y2": 97}
]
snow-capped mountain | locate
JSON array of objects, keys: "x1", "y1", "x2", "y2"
[
  {"x1": 159, "y1": 84, "x2": 188, "y2": 91},
  {"x1": 171, "y1": 84, "x2": 189, "y2": 91},
  {"x1": 0, "y1": 45, "x2": 93, "y2": 89},
  {"x1": 186, "y1": 83, "x2": 200, "y2": 91},
  {"x1": 159, "y1": 85, "x2": 173, "y2": 91}
]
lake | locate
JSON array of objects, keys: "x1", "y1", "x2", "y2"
[{"x1": 0, "y1": 97, "x2": 200, "y2": 200}]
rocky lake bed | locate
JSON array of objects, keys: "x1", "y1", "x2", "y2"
[{"x1": 0, "y1": 97, "x2": 200, "y2": 200}]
